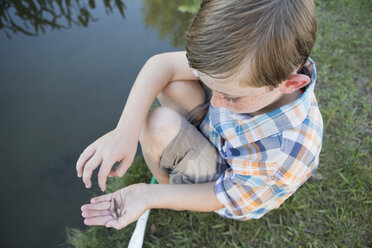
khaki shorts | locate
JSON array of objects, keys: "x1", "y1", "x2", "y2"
[{"x1": 159, "y1": 85, "x2": 228, "y2": 184}]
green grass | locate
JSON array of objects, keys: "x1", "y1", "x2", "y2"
[{"x1": 65, "y1": 0, "x2": 372, "y2": 247}]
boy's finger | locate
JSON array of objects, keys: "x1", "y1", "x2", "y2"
[
  {"x1": 90, "y1": 192, "x2": 113, "y2": 203},
  {"x1": 76, "y1": 146, "x2": 95, "y2": 177},
  {"x1": 81, "y1": 201, "x2": 111, "y2": 211},
  {"x1": 84, "y1": 215, "x2": 112, "y2": 226},
  {"x1": 82, "y1": 154, "x2": 102, "y2": 188},
  {"x1": 82, "y1": 209, "x2": 111, "y2": 218},
  {"x1": 109, "y1": 159, "x2": 131, "y2": 177},
  {"x1": 97, "y1": 159, "x2": 115, "y2": 191}
]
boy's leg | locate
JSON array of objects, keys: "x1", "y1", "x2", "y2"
[
  {"x1": 157, "y1": 80, "x2": 206, "y2": 117},
  {"x1": 140, "y1": 106, "x2": 223, "y2": 185},
  {"x1": 140, "y1": 107, "x2": 182, "y2": 184},
  {"x1": 139, "y1": 80, "x2": 209, "y2": 184}
]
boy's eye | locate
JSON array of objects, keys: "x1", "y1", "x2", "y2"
[{"x1": 224, "y1": 96, "x2": 240, "y2": 102}]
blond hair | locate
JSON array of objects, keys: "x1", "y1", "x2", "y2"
[{"x1": 186, "y1": 0, "x2": 317, "y2": 88}]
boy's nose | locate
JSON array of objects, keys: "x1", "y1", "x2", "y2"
[{"x1": 210, "y1": 94, "x2": 227, "y2": 108}]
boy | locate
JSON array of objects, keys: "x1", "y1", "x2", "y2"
[{"x1": 77, "y1": 0, "x2": 323, "y2": 229}]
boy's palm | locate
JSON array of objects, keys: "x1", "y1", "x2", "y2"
[
  {"x1": 76, "y1": 129, "x2": 137, "y2": 191},
  {"x1": 81, "y1": 184, "x2": 147, "y2": 230}
]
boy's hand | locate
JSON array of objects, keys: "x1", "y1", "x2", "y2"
[
  {"x1": 81, "y1": 184, "x2": 148, "y2": 230},
  {"x1": 76, "y1": 52, "x2": 196, "y2": 191},
  {"x1": 76, "y1": 129, "x2": 137, "y2": 191}
]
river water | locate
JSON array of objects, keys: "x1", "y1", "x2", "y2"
[{"x1": 0, "y1": 1, "x2": 190, "y2": 247}]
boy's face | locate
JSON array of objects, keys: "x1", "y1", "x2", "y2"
[{"x1": 197, "y1": 72, "x2": 284, "y2": 115}]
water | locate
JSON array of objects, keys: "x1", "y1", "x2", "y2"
[{"x1": 0, "y1": 1, "x2": 190, "y2": 247}]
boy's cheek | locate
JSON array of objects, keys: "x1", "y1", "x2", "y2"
[
  {"x1": 228, "y1": 102, "x2": 260, "y2": 114},
  {"x1": 228, "y1": 95, "x2": 273, "y2": 114}
]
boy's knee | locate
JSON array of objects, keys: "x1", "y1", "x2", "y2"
[
  {"x1": 161, "y1": 80, "x2": 203, "y2": 99},
  {"x1": 157, "y1": 80, "x2": 206, "y2": 115},
  {"x1": 140, "y1": 107, "x2": 182, "y2": 149}
]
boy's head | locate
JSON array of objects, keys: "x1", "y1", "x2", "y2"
[{"x1": 186, "y1": 0, "x2": 317, "y2": 89}]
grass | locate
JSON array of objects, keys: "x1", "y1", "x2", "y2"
[{"x1": 65, "y1": 0, "x2": 372, "y2": 247}]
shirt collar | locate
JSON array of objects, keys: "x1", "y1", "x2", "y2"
[{"x1": 218, "y1": 58, "x2": 317, "y2": 143}]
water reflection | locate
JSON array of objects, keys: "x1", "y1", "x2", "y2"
[
  {"x1": 142, "y1": 0, "x2": 194, "y2": 47},
  {"x1": 0, "y1": 0, "x2": 197, "y2": 47},
  {"x1": 0, "y1": 0, "x2": 126, "y2": 38},
  {"x1": 0, "y1": 1, "x2": 195, "y2": 247}
]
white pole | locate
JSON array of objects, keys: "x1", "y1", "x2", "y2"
[
  {"x1": 127, "y1": 209, "x2": 151, "y2": 248},
  {"x1": 127, "y1": 176, "x2": 157, "y2": 248}
]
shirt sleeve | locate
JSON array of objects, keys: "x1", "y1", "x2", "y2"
[{"x1": 214, "y1": 167, "x2": 294, "y2": 220}]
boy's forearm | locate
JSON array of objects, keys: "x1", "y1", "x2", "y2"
[
  {"x1": 115, "y1": 52, "x2": 194, "y2": 139},
  {"x1": 115, "y1": 55, "x2": 170, "y2": 134},
  {"x1": 144, "y1": 182, "x2": 224, "y2": 212}
]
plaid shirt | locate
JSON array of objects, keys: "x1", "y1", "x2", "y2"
[{"x1": 199, "y1": 58, "x2": 323, "y2": 220}]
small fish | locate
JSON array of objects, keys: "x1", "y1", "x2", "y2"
[{"x1": 113, "y1": 198, "x2": 120, "y2": 219}]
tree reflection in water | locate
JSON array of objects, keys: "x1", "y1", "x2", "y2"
[
  {"x1": 1, "y1": 0, "x2": 200, "y2": 47},
  {"x1": 0, "y1": 0, "x2": 126, "y2": 38},
  {"x1": 141, "y1": 0, "x2": 196, "y2": 47}
]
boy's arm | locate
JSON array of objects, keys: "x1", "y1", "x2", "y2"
[
  {"x1": 115, "y1": 51, "x2": 197, "y2": 133},
  {"x1": 76, "y1": 52, "x2": 197, "y2": 191},
  {"x1": 145, "y1": 182, "x2": 224, "y2": 212},
  {"x1": 81, "y1": 182, "x2": 224, "y2": 230}
]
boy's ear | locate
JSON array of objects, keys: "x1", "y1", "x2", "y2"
[{"x1": 279, "y1": 74, "x2": 311, "y2": 94}]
